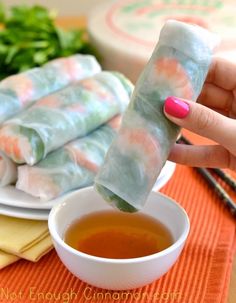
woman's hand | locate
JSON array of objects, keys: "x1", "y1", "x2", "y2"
[{"x1": 163, "y1": 56, "x2": 236, "y2": 170}]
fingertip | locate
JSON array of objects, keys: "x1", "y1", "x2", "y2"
[{"x1": 164, "y1": 96, "x2": 190, "y2": 119}]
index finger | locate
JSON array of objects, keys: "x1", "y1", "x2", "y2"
[{"x1": 206, "y1": 56, "x2": 236, "y2": 91}]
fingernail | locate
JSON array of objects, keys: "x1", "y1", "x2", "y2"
[{"x1": 164, "y1": 96, "x2": 190, "y2": 118}]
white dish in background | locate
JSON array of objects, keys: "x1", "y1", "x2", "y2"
[
  {"x1": 0, "y1": 161, "x2": 176, "y2": 220},
  {"x1": 88, "y1": 1, "x2": 236, "y2": 82}
]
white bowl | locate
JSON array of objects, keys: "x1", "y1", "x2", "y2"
[{"x1": 48, "y1": 187, "x2": 190, "y2": 290}]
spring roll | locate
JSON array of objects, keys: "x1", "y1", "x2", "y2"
[
  {"x1": 95, "y1": 20, "x2": 219, "y2": 212},
  {"x1": 0, "y1": 152, "x2": 17, "y2": 187},
  {"x1": 16, "y1": 116, "x2": 121, "y2": 201},
  {"x1": 0, "y1": 54, "x2": 101, "y2": 123},
  {"x1": 0, "y1": 72, "x2": 133, "y2": 165}
]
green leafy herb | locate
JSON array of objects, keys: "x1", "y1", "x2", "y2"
[{"x1": 0, "y1": 4, "x2": 98, "y2": 79}]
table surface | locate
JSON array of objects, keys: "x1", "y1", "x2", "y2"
[{"x1": 48, "y1": 15, "x2": 236, "y2": 303}]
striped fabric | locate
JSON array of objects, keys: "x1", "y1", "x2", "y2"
[{"x1": 0, "y1": 131, "x2": 235, "y2": 303}]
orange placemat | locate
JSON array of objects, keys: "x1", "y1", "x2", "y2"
[{"x1": 0, "y1": 137, "x2": 235, "y2": 303}]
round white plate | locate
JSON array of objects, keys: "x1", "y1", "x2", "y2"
[
  {"x1": 0, "y1": 161, "x2": 176, "y2": 220},
  {"x1": 0, "y1": 203, "x2": 49, "y2": 220},
  {"x1": 0, "y1": 186, "x2": 64, "y2": 210}
]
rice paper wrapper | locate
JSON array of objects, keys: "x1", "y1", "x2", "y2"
[
  {"x1": 95, "y1": 20, "x2": 219, "y2": 212},
  {"x1": 0, "y1": 152, "x2": 17, "y2": 187},
  {"x1": 16, "y1": 116, "x2": 121, "y2": 201},
  {"x1": 0, "y1": 54, "x2": 101, "y2": 124},
  {"x1": 0, "y1": 72, "x2": 133, "y2": 165}
]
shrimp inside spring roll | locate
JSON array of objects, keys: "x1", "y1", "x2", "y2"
[{"x1": 95, "y1": 20, "x2": 219, "y2": 212}]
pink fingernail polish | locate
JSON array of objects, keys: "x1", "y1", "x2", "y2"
[{"x1": 164, "y1": 96, "x2": 190, "y2": 118}]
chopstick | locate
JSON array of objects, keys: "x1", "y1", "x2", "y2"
[
  {"x1": 210, "y1": 168, "x2": 236, "y2": 191},
  {"x1": 194, "y1": 167, "x2": 236, "y2": 216},
  {"x1": 177, "y1": 135, "x2": 236, "y2": 217}
]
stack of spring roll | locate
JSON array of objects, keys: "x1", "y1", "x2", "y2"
[{"x1": 0, "y1": 53, "x2": 134, "y2": 200}]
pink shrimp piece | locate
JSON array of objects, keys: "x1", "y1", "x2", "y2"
[
  {"x1": 3, "y1": 136, "x2": 12, "y2": 156},
  {"x1": 80, "y1": 79, "x2": 113, "y2": 101},
  {"x1": 0, "y1": 134, "x2": 23, "y2": 161},
  {"x1": 0, "y1": 135, "x2": 13, "y2": 156},
  {"x1": 117, "y1": 128, "x2": 161, "y2": 172},
  {"x1": 0, "y1": 135, "x2": 11, "y2": 157},
  {"x1": 65, "y1": 57, "x2": 82, "y2": 81},
  {"x1": 1, "y1": 74, "x2": 34, "y2": 105},
  {"x1": 155, "y1": 58, "x2": 194, "y2": 100},
  {"x1": 50, "y1": 57, "x2": 82, "y2": 82},
  {"x1": 79, "y1": 78, "x2": 97, "y2": 91},
  {"x1": 67, "y1": 103, "x2": 85, "y2": 113},
  {"x1": 34, "y1": 96, "x2": 61, "y2": 108},
  {"x1": 67, "y1": 146, "x2": 99, "y2": 173},
  {"x1": 12, "y1": 137, "x2": 23, "y2": 161},
  {"x1": 0, "y1": 126, "x2": 24, "y2": 161}
]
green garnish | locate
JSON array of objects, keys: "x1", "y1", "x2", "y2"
[
  {"x1": 19, "y1": 126, "x2": 44, "y2": 163},
  {"x1": 96, "y1": 184, "x2": 138, "y2": 213},
  {"x1": 0, "y1": 3, "x2": 98, "y2": 79}
]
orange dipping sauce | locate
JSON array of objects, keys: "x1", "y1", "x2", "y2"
[{"x1": 64, "y1": 210, "x2": 173, "y2": 259}]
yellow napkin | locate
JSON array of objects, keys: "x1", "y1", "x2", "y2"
[
  {"x1": 0, "y1": 215, "x2": 54, "y2": 269},
  {"x1": 0, "y1": 215, "x2": 49, "y2": 254},
  {"x1": 0, "y1": 235, "x2": 53, "y2": 269},
  {"x1": 19, "y1": 234, "x2": 53, "y2": 261},
  {"x1": 0, "y1": 250, "x2": 20, "y2": 269}
]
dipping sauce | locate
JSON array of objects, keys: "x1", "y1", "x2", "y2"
[{"x1": 64, "y1": 210, "x2": 173, "y2": 259}]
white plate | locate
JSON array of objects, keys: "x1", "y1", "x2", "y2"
[
  {"x1": 0, "y1": 187, "x2": 64, "y2": 210},
  {"x1": 0, "y1": 161, "x2": 176, "y2": 220},
  {"x1": 0, "y1": 203, "x2": 49, "y2": 220}
]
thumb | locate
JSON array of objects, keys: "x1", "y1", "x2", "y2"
[{"x1": 163, "y1": 96, "x2": 236, "y2": 151}]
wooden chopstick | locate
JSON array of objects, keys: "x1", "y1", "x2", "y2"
[
  {"x1": 195, "y1": 167, "x2": 236, "y2": 217},
  {"x1": 177, "y1": 135, "x2": 236, "y2": 217},
  {"x1": 210, "y1": 168, "x2": 236, "y2": 192}
]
